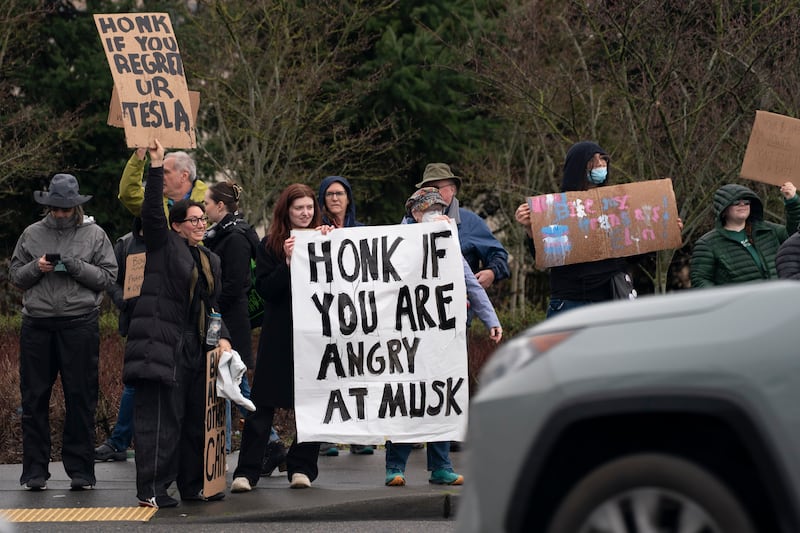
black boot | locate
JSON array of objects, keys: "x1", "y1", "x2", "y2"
[{"x1": 261, "y1": 441, "x2": 288, "y2": 477}]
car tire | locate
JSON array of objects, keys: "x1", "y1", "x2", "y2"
[{"x1": 545, "y1": 453, "x2": 757, "y2": 533}]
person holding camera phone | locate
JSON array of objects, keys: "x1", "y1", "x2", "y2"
[{"x1": 9, "y1": 173, "x2": 117, "y2": 492}]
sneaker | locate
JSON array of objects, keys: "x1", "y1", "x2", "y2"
[
  {"x1": 385, "y1": 468, "x2": 405, "y2": 486},
  {"x1": 231, "y1": 477, "x2": 252, "y2": 493},
  {"x1": 319, "y1": 443, "x2": 339, "y2": 456},
  {"x1": 290, "y1": 473, "x2": 311, "y2": 489},
  {"x1": 182, "y1": 490, "x2": 225, "y2": 502},
  {"x1": 138, "y1": 494, "x2": 179, "y2": 508},
  {"x1": 70, "y1": 477, "x2": 94, "y2": 491},
  {"x1": 261, "y1": 441, "x2": 288, "y2": 477},
  {"x1": 94, "y1": 442, "x2": 127, "y2": 462},
  {"x1": 429, "y1": 468, "x2": 463, "y2": 485},
  {"x1": 350, "y1": 444, "x2": 374, "y2": 455},
  {"x1": 24, "y1": 477, "x2": 47, "y2": 491}
]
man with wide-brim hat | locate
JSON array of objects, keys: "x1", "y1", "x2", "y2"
[
  {"x1": 33, "y1": 173, "x2": 93, "y2": 209},
  {"x1": 10, "y1": 172, "x2": 117, "y2": 492},
  {"x1": 406, "y1": 162, "x2": 509, "y2": 290}
]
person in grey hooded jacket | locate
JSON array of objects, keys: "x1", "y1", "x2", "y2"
[
  {"x1": 691, "y1": 182, "x2": 800, "y2": 288},
  {"x1": 10, "y1": 173, "x2": 117, "y2": 492}
]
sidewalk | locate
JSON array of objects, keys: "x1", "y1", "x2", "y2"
[{"x1": 0, "y1": 448, "x2": 463, "y2": 524}]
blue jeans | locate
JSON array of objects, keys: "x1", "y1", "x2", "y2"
[
  {"x1": 106, "y1": 384, "x2": 135, "y2": 451},
  {"x1": 224, "y1": 377, "x2": 280, "y2": 453},
  {"x1": 546, "y1": 298, "x2": 593, "y2": 319},
  {"x1": 385, "y1": 441, "x2": 452, "y2": 472}
]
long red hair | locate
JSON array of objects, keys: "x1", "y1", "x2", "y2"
[{"x1": 265, "y1": 183, "x2": 321, "y2": 259}]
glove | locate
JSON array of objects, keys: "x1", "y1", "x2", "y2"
[{"x1": 216, "y1": 349, "x2": 256, "y2": 412}]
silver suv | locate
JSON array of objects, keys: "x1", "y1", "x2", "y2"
[{"x1": 457, "y1": 280, "x2": 800, "y2": 533}]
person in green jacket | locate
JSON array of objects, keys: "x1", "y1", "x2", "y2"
[
  {"x1": 118, "y1": 147, "x2": 209, "y2": 218},
  {"x1": 691, "y1": 182, "x2": 800, "y2": 287}
]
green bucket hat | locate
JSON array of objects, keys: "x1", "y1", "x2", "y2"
[{"x1": 415, "y1": 163, "x2": 463, "y2": 190}]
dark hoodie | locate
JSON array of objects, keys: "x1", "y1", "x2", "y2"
[
  {"x1": 526, "y1": 141, "x2": 628, "y2": 302},
  {"x1": 318, "y1": 176, "x2": 362, "y2": 228},
  {"x1": 561, "y1": 141, "x2": 609, "y2": 192},
  {"x1": 691, "y1": 183, "x2": 800, "y2": 288}
]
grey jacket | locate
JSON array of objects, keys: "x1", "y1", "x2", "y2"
[{"x1": 10, "y1": 214, "x2": 117, "y2": 317}]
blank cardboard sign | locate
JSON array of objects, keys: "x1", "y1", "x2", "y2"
[
  {"x1": 526, "y1": 179, "x2": 682, "y2": 269},
  {"x1": 740, "y1": 110, "x2": 800, "y2": 186}
]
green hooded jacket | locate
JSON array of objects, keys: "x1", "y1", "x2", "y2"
[{"x1": 691, "y1": 183, "x2": 800, "y2": 288}]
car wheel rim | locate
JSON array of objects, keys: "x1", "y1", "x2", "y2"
[{"x1": 579, "y1": 487, "x2": 722, "y2": 533}]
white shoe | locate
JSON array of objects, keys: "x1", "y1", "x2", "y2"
[
  {"x1": 231, "y1": 477, "x2": 252, "y2": 493},
  {"x1": 290, "y1": 473, "x2": 311, "y2": 489}
]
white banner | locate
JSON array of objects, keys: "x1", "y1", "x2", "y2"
[{"x1": 291, "y1": 221, "x2": 468, "y2": 444}]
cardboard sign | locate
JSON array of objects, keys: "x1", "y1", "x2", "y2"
[
  {"x1": 94, "y1": 13, "x2": 196, "y2": 148},
  {"x1": 290, "y1": 222, "x2": 468, "y2": 444},
  {"x1": 527, "y1": 179, "x2": 682, "y2": 269},
  {"x1": 122, "y1": 252, "x2": 146, "y2": 300},
  {"x1": 203, "y1": 348, "x2": 226, "y2": 497},
  {"x1": 740, "y1": 110, "x2": 800, "y2": 186},
  {"x1": 108, "y1": 84, "x2": 200, "y2": 129}
]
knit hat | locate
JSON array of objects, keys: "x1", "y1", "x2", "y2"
[
  {"x1": 405, "y1": 187, "x2": 448, "y2": 214},
  {"x1": 33, "y1": 174, "x2": 92, "y2": 208},
  {"x1": 415, "y1": 163, "x2": 463, "y2": 190}
]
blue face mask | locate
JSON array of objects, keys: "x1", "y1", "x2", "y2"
[{"x1": 588, "y1": 167, "x2": 608, "y2": 184}]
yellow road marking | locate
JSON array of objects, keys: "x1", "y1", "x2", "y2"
[{"x1": 0, "y1": 506, "x2": 157, "y2": 522}]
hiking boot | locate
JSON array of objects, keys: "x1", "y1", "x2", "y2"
[
  {"x1": 24, "y1": 477, "x2": 47, "y2": 491},
  {"x1": 429, "y1": 468, "x2": 463, "y2": 485},
  {"x1": 350, "y1": 444, "x2": 374, "y2": 455},
  {"x1": 385, "y1": 468, "x2": 405, "y2": 486},
  {"x1": 290, "y1": 473, "x2": 311, "y2": 488},
  {"x1": 70, "y1": 477, "x2": 94, "y2": 491},
  {"x1": 94, "y1": 442, "x2": 127, "y2": 462},
  {"x1": 261, "y1": 441, "x2": 288, "y2": 477},
  {"x1": 319, "y1": 443, "x2": 339, "y2": 456},
  {"x1": 231, "y1": 477, "x2": 252, "y2": 493}
]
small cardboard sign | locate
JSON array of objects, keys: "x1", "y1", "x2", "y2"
[
  {"x1": 527, "y1": 179, "x2": 682, "y2": 269},
  {"x1": 203, "y1": 348, "x2": 226, "y2": 497},
  {"x1": 740, "y1": 110, "x2": 800, "y2": 186},
  {"x1": 123, "y1": 252, "x2": 146, "y2": 300},
  {"x1": 94, "y1": 13, "x2": 196, "y2": 149}
]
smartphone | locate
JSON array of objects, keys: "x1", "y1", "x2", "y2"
[{"x1": 45, "y1": 253, "x2": 61, "y2": 264}]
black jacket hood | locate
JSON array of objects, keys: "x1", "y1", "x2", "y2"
[{"x1": 561, "y1": 141, "x2": 609, "y2": 192}]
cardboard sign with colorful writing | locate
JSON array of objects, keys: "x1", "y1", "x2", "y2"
[
  {"x1": 203, "y1": 348, "x2": 226, "y2": 497},
  {"x1": 740, "y1": 110, "x2": 800, "y2": 186},
  {"x1": 94, "y1": 13, "x2": 196, "y2": 149},
  {"x1": 527, "y1": 178, "x2": 682, "y2": 269},
  {"x1": 290, "y1": 222, "x2": 468, "y2": 445}
]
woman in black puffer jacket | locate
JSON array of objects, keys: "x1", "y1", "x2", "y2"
[{"x1": 123, "y1": 140, "x2": 231, "y2": 508}]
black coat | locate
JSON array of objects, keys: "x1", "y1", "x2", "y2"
[
  {"x1": 123, "y1": 165, "x2": 227, "y2": 386},
  {"x1": 203, "y1": 214, "x2": 258, "y2": 368},
  {"x1": 250, "y1": 238, "x2": 294, "y2": 407}
]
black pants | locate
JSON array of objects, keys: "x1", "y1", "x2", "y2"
[
  {"x1": 19, "y1": 311, "x2": 99, "y2": 485},
  {"x1": 233, "y1": 405, "x2": 320, "y2": 485},
  {"x1": 133, "y1": 335, "x2": 206, "y2": 501}
]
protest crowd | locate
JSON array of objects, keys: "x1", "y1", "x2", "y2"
[{"x1": 10, "y1": 10, "x2": 800, "y2": 511}]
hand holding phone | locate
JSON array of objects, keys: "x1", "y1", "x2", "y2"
[{"x1": 45, "y1": 253, "x2": 61, "y2": 265}]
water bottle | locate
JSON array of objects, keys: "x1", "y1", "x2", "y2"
[{"x1": 206, "y1": 312, "x2": 222, "y2": 346}]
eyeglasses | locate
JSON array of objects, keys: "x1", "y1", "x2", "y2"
[
  {"x1": 325, "y1": 191, "x2": 346, "y2": 198},
  {"x1": 732, "y1": 199, "x2": 751, "y2": 206},
  {"x1": 181, "y1": 216, "x2": 208, "y2": 226}
]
